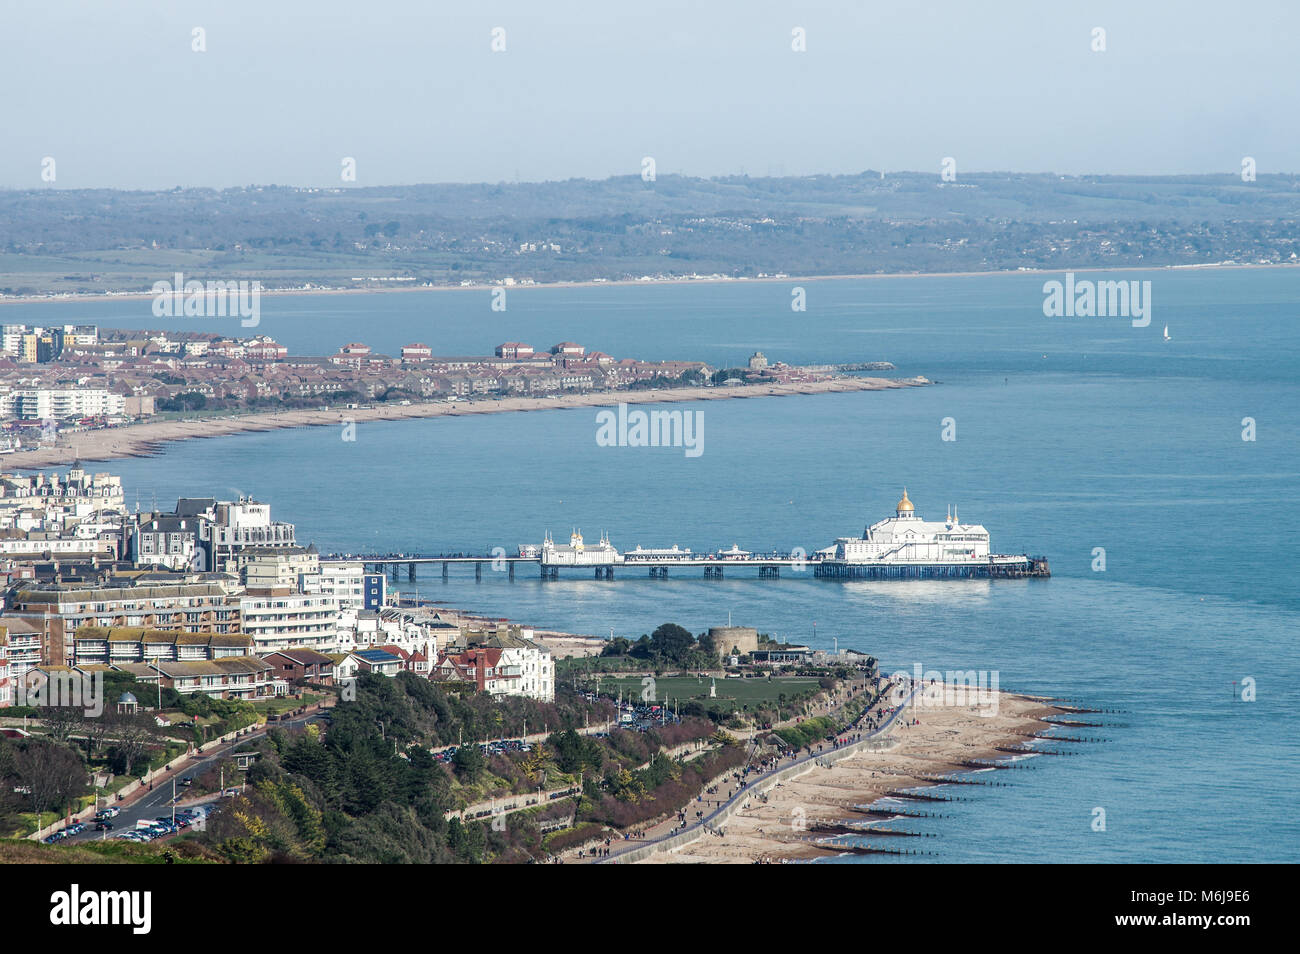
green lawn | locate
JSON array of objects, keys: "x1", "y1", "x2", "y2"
[{"x1": 252, "y1": 693, "x2": 320, "y2": 717}]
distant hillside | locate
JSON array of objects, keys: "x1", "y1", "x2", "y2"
[{"x1": 2, "y1": 172, "x2": 1298, "y2": 296}]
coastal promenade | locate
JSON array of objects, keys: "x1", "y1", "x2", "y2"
[
  {"x1": 4, "y1": 376, "x2": 924, "y2": 469},
  {"x1": 598, "y1": 683, "x2": 918, "y2": 864}
]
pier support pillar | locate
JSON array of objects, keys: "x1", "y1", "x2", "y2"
[
  {"x1": 475, "y1": 562, "x2": 482, "y2": 582},
  {"x1": 408, "y1": 564, "x2": 416, "y2": 582},
  {"x1": 509, "y1": 563, "x2": 515, "y2": 581},
  {"x1": 442, "y1": 562, "x2": 448, "y2": 582}
]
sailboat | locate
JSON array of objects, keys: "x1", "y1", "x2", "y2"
[{"x1": 1163, "y1": 324, "x2": 1171, "y2": 342}]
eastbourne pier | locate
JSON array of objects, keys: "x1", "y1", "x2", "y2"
[{"x1": 338, "y1": 489, "x2": 1051, "y2": 584}]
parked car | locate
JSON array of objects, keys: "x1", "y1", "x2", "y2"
[
  {"x1": 96, "y1": 806, "x2": 121, "y2": 819},
  {"x1": 94, "y1": 820, "x2": 114, "y2": 831}
]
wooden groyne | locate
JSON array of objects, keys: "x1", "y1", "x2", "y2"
[
  {"x1": 995, "y1": 746, "x2": 1079, "y2": 757},
  {"x1": 885, "y1": 789, "x2": 960, "y2": 802},
  {"x1": 844, "y1": 806, "x2": 946, "y2": 820},
  {"x1": 809, "y1": 822, "x2": 928, "y2": 838}
]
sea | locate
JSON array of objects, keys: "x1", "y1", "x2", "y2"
[{"x1": 8, "y1": 267, "x2": 1298, "y2": 863}]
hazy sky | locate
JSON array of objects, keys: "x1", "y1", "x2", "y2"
[{"x1": 3, "y1": 0, "x2": 1296, "y2": 189}]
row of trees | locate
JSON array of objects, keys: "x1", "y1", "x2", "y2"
[{"x1": 601, "y1": 623, "x2": 719, "y2": 669}]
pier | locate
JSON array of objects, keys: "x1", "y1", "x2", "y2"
[
  {"x1": 336, "y1": 495, "x2": 1049, "y2": 583},
  {"x1": 341, "y1": 550, "x2": 1047, "y2": 582},
  {"x1": 341, "y1": 550, "x2": 1048, "y2": 582}
]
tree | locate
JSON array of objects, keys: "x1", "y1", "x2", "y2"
[
  {"x1": 15, "y1": 740, "x2": 88, "y2": 818},
  {"x1": 39, "y1": 705, "x2": 82, "y2": 744},
  {"x1": 108, "y1": 717, "x2": 157, "y2": 777},
  {"x1": 649, "y1": 623, "x2": 695, "y2": 663},
  {"x1": 78, "y1": 711, "x2": 114, "y2": 760},
  {"x1": 601, "y1": 637, "x2": 632, "y2": 657},
  {"x1": 452, "y1": 744, "x2": 485, "y2": 783}
]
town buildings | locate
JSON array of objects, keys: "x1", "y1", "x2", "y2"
[
  {"x1": 432, "y1": 626, "x2": 554, "y2": 702},
  {"x1": 238, "y1": 588, "x2": 340, "y2": 654},
  {"x1": 0, "y1": 470, "x2": 558, "y2": 706},
  {"x1": 69, "y1": 626, "x2": 253, "y2": 667},
  {"x1": 113, "y1": 656, "x2": 275, "y2": 700},
  {"x1": 3, "y1": 580, "x2": 240, "y2": 674},
  {"x1": 0, "y1": 627, "x2": 11, "y2": 707},
  {"x1": 262, "y1": 648, "x2": 335, "y2": 686}
]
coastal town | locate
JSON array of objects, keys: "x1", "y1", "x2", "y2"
[
  {"x1": 0, "y1": 464, "x2": 1071, "y2": 865},
  {"x1": 0, "y1": 320, "x2": 902, "y2": 458},
  {"x1": 0, "y1": 467, "x2": 557, "y2": 699}
]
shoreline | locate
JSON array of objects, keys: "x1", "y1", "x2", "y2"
[
  {"x1": 3, "y1": 376, "x2": 924, "y2": 470},
  {"x1": 649, "y1": 689, "x2": 1070, "y2": 864},
  {"x1": 0, "y1": 261, "x2": 1292, "y2": 308}
]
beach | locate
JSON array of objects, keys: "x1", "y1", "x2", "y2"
[
  {"x1": 531, "y1": 632, "x2": 607, "y2": 659},
  {"x1": 4, "y1": 376, "x2": 925, "y2": 470},
  {"x1": 644, "y1": 689, "x2": 1067, "y2": 864}
]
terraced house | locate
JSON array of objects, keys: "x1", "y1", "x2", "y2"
[
  {"x1": 3, "y1": 580, "x2": 240, "y2": 668},
  {"x1": 69, "y1": 626, "x2": 253, "y2": 668},
  {"x1": 113, "y1": 656, "x2": 275, "y2": 700}
]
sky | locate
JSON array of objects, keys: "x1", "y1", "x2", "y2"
[{"x1": 1, "y1": 0, "x2": 1296, "y2": 190}]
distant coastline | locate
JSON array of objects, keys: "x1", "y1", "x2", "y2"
[
  {"x1": 4, "y1": 376, "x2": 926, "y2": 470},
  {"x1": 0, "y1": 260, "x2": 1293, "y2": 308}
]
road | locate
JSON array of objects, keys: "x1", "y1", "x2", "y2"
[{"x1": 61, "y1": 707, "x2": 326, "y2": 844}]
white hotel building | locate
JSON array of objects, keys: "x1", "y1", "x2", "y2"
[
  {"x1": 239, "y1": 588, "x2": 340, "y2": 655},
  {"x1": 0, "y1": 387, "x2": 125, "y2": 420}
]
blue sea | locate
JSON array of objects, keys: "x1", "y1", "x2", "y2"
[{"x1": 13, "y1": 268, "x2": 1299, "y2": 862}]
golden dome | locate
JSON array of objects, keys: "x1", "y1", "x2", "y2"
[{"x1": 896, "y1": 488, "x2": 914, "y2": 512}]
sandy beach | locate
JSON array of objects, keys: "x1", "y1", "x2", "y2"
[
  {"x1": 645, "y1": 689, "x2": 1068, "y2": 864},
  {"x1": 531, "y1": 632, "x2": 608, "y2": 659},
  {"x1": 3, "y1": 376, "x2": 925, "y2": 470}
]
